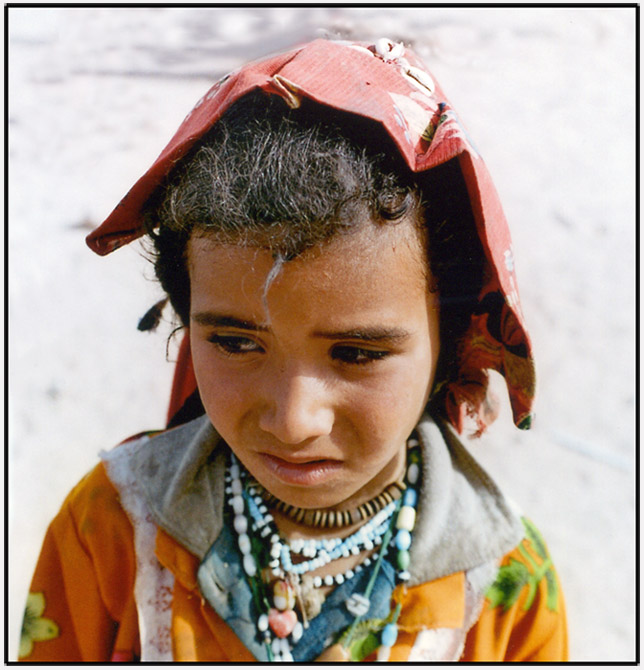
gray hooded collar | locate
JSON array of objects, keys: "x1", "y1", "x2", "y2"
[{"x1": 126, "y1": 413, "x2": 523, "y2": 585}]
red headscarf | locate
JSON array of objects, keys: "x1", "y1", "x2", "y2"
[{"x1": 86, "y1": 38, "x2": 535, "y2": 434}]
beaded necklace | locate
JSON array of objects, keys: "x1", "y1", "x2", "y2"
[
  {"x1": 226, "y1": 436, "x2": 421, "y2": 662},
  {"x1": 253, "y1": 478, "x2": 406, "y2": 528}
]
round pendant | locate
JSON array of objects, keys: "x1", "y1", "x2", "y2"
[{"x1": 346, "y1": 593, "x2": 370, "y2": 617}]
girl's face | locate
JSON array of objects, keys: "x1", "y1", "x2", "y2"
[{"x1": 188, "y1": 219, "x2": 440, "y2": 511}]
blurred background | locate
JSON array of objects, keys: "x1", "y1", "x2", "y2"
[{"x1": 8, "y1": 7, "x2": 636, "y2": 662}]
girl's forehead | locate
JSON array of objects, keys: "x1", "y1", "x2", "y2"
[
  {"x1": 189, "y1": 217, "x2": 429, "y2": 284},
  {"x1": 187, "y1": 219, "x2": 432, "y2": 312}
]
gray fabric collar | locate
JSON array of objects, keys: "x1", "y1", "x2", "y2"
[
  {"x1": 128, "y1": 413, "x2": 523, "y2": 585},
  {"x1": 409, "y1": 418, "x2": 523, "y2": 582}
]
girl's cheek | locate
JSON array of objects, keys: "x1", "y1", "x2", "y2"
[{"x1": 198, "y1": 360, "x2": 260, "y2": 420}]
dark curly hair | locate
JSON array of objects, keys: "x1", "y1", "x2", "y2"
[{"x1": 142, "y1": 90, "x2": 484, "y2": 422}]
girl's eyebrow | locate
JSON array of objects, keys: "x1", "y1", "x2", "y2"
[
  {"x1": 191, "y1": 312, "x2": 269, "y2": 332},
  {"x1": 192, "y1": 312, "x2": 411, "y2": 343},
  {"x1": 312, "y1": 327, "x2": 411, "y2": 343}
]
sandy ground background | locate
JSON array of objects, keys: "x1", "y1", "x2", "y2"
[{"x1": 7, "y1": 7, "x2": 636, "y2": 662}]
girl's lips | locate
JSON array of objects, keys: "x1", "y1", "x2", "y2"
[{"x1": 259, "y1": 453, "x2": 343, "y2": 486}]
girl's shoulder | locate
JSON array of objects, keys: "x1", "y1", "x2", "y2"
[
  {"x1": 57, "y1": 456, "x2": 133, "y2": 539},
  {"x1": 21, "y1": 459, "x2": 140, "y2": 661},
  {"x1": 462, "y1": 516, "x2": 568, "y2": 661}
]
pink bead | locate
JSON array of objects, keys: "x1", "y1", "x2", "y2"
[{"x1": 268, "y1": 608, "x2": 297, "y2": 639}]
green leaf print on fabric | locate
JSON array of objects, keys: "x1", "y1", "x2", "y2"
[
  {"x1": 486, "y1": 517, "x2": 560, "y2": 613},
  {"x1": 19, "y1": 592, "x2": 59, "y2": 659},
  {"x1": 349, "y1": 631, "x2": 381, "y2": 662},
  {"x1": 338, "y1": 617, "x2": 389, "y2": 662},
  {"x1": 337, "y1": 596, "x2": 403, "y2": 661},
  {"x1": 486, "y1": 558, "x2": 530, "y2": 611}
]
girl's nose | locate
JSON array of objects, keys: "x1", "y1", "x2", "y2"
[{"x1": 258, "y1": 371, "x2": 334, "y2": 445}]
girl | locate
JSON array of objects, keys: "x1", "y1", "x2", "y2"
[{"x1": 20, "y1": 37, "x2": 567, "y2": 662}]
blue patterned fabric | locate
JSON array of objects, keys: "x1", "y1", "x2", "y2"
[{"x1": 197, "y1": 513, "x2": 396, "y2": 662}]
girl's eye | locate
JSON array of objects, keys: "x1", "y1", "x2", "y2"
[
  {"x1": 208, "y1": 334, "x2": 263, "y2": 356},
  {"x1": 331, "y1": 345, "x2": 390, "y2": 365}
]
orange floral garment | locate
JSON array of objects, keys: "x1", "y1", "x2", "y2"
[{"x1": 20, "y1": 462, "x2": 567, "y2": 662}]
